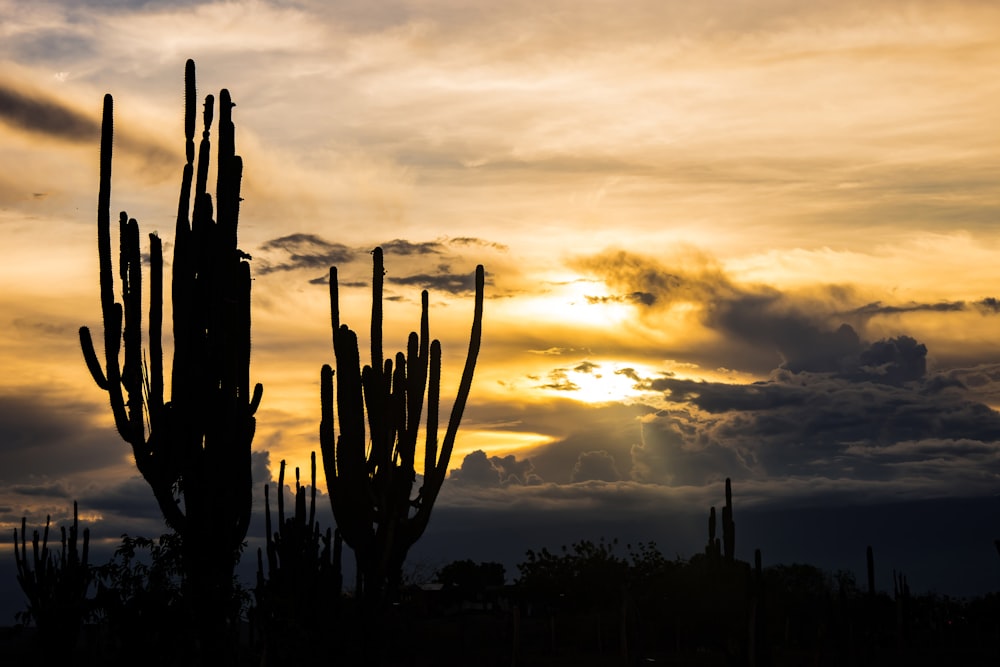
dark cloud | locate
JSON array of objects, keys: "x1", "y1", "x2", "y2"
[
  {"x1": 490, "y1": 454, "x2": 541, "y2": 485},
  {"x1": 570, "y1": 450, "x2": 620, "y2": 482},
  {"x1": 855, "y1": 335, "x2": 926, "y2": 385},
  {"x1": 12, "y1": 482, "x2": 71, "y2": 498},
  {"x1": 848, "y1": 301, "x2": 966, "y2": 316},
  {"x1": 615, "y1": 367, "x2": 643, "y2": 383},
  {"x1": 974, "y1": 298, "x2": 1000, "y2": 314},
  {"x1": 449, "y1": 450, "x2": 503, "y2": 486},
  {"x1": 447, "y1": 237, "x2": 509, "y2": 252},
  {"x1": 0, "y1": 393, "x2": 125, "y2": 482},
  {"x1": 585, "y1": 292, "x2": 655, "y2": 306},
  {"x1": 536, "y1": 368, "x2": 580, "y2": 392},
  {"x1": 448, "y1": 450, "x2": 540, "y2": 486},
  {"x1": 256, "y1": 233, "x2": 355, "y2": 274},
  {"x1": 645, "y1": 360, "x2": 1000, "y2": 486},
  {"x1": 0, "y1": 82, "x2": 98, "y2": 141},
  {"x1": 0, "y1": 80, "x2": 176, "y2": 174},
  {"x1": 386, "y1": 268, "x2": 482, "y2": 295},
  {"x1": 380, "y1": 239, "x2": 445, "y2": 255},
  {"x1": 574, "y1": 361, "x2": 599, "y2": 374}
]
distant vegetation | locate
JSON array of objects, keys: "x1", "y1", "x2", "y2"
[{"x1": 9, "y1": 480, "x2": 1000, "y2": 664}]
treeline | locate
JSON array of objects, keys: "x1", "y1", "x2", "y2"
[{"x1": 9, "y1": 482, "x2": 1000, "y2": 665}]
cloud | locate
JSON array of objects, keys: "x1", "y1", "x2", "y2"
[
  {"x1": 573, "y1": 248, "x2": 1000, "y2": 375},
  {"x1": 643, "y1": 357, "x2": 1000, "y2": 490},
  {"x1": 536, "y1": 368, "x2": 580, "y2": 392},
  {"x1": 447, "y1": 237, "x2": 509, "y2": 252},
  {"x1": 380, "y1": 239, "x2": 445, "y2": 256},
  {"x1": 0, "y1": 393, "x2": 126, "y2": 483},
  {"x1": 256, "y1": 233, "x2": 355, "y2": 274},
  {"x1": 386, "y1": 267, "x2": 483, "y2": 295},
  {"x1": 0, "y1": 77, "x2": 176, "y2": 176},
  {"x1": 449, "y1": 450, "x2": 541, "y2": 486},
  {"x1": 0, "y1": 81, "x2": 98, "y2": 141},
  {"x1": 570, "y1": 450, "x2": 620, "y2": 483}
]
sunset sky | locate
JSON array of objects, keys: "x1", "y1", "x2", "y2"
[{"x1": 2, "y1": 0, "x2": 1000, "y2": 620}]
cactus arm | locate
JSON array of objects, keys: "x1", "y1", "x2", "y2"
[
  {"x1": 309, "y1": 450, "x2": 317, "y2": 529},
  {"x1": 78, "y1": 327, "x2": 109, "y2": 390},
  {"x1": 430, "y1": 264, "x2": 484, "y2": 489},
  {"x1": 423, "y1": 340, "x2": 441, "y2": 482},
  {"x1": 148, "y1": 233, "x2": 164, "y2": 423},
  {"x1": 371, "y1": 248, "x2": 384, "y2": 391},
  {"x1": 410, "y1": 265, "x2": 483, "y2": 542}
]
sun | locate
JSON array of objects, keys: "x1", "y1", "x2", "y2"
[
  {"x1": 511, "y1": 274, "x2": 634, "y2": 329},
  {"x1": 537, "y1": 359, "x2": 657, "y2": 404}
]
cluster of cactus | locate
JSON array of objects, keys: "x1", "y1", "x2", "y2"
[
  {"x1": 253, "y1": 453, "x2": 343, "y2": 661},
  {"x1": 705, "y1": 477, "x2": 736, "y2": 562},
  {"x1": 320, "y1": 247, "x2": 484, "y2": 609},
  {"x1": 13, "y1": 502, "x2": 91, "y2": 650},
  {"x1": 79, "y1": 59, "x2": 261, "y2": 653}
]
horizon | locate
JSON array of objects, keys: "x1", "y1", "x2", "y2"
[{"x1": 3, "y1": 0, "x2": 1000, "y2": 625}]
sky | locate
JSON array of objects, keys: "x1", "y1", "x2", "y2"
[{"x1": 2, "y1": 0, "x2": 1000, "y2": 621}]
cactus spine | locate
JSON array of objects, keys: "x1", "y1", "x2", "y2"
[
  {"x1": 78, "y1": 60, "x2": 261, "y2": 654},
  {"x1": 320, "y1": 247, "x2": 484, "y2": 608}
]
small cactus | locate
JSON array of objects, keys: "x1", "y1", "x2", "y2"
[{"x1": 13, "y1": 502, "x2": 91, "y2": 651}]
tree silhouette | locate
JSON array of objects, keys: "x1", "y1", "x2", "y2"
[{"x1": 78, "y1": 59, "x2": 261, "y2": 661}]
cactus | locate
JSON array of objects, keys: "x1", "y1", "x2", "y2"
[
  {"x1": 866, "y1": 545, "x2": 875, "y2": 596},
  {"x1": 78, "y1": 60, "x2": 261, "y2": 656},
  {"x1": 254, "y1": 453, "x2": 342, "y2": 662},
  {"x1": 722, "y1": 477, "x2": 736, "y2": 562},
  {"x1": 13, "y1": 502, "x2": 91, "y2": 652},
  {"x1": 320, "y1": 247, "x2": 484, "y2": 609},
  {"x1": 706, "y1": 506, "x2": 721, "y2": 559}
]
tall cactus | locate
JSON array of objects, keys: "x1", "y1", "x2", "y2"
[
  {"x1": 78, "y1": 60, "x2": 261, "y2": 655},
  {"x1": 320, "y1": 247, "x2": 484, "y2": 608},
  {"x1": 722, "y1": 477, "x2": 736, "y2": 562}
]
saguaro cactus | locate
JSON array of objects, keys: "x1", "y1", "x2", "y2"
[
  {"x1": 320, "y1": 247, "x2": 484, "y2": 608},
  {"x1": 78, "y1": 60, "x2": 261, "y2": 653}
]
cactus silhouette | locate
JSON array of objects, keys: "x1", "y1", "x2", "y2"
[
  {"x1": 78, "y1": 60, "x2": 261, "y2": 658},
  {"x1": 722, "y1": 477, "x2": 736, "y2": 562},
  {"x1": 254, "y1": 453, "x2": 342, "y2": 662},
  {"x1": 13, "y1": 502, "x2": 91, "y2": 653},
  {"x1": 320, "y1": 247, "x2": 484, "y2": 610}
]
